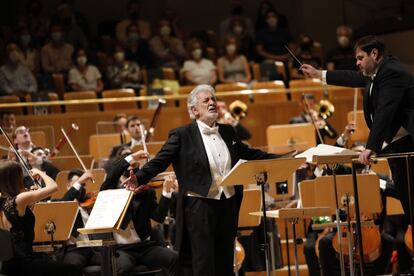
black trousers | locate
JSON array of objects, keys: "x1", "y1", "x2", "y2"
[
  {"x1": 115, "y1": 241, "x2": 178, "y2": 276},
  {"x1": 182, "y1": 195, "x2": 239, "y2": 276},
  {"x1": 382, "y1": 135, "x2": 414, "y2": 224},
  {"x1": 63, "y1": 245, "x2": 101, "y2": 269},
  {"x1": 303, "y1": 230, "x2": 321, "y2": 276}
]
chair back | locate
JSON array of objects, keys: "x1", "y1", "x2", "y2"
[
  {"x1": 266, "y1": 123, "x2": 316, "y2": 154},
  {"x1": 0, "y1": 95, "x2": 23, "y2": 115},
  {"x1": 52, "y1": 73, "x2": 66, "y2": 99},
  {"x1": 215, "y1": 82, "x2": 250, "y2": 103},
  {"x1": 102, "y1": 89, "x2": 137, "y2": 111},
  {"x1": 64, "y1": 91, "x2": 99, "y2": 113},
  {"x1": 251, "y1": 81, "x2": 287, "y2": 103},
  {"x1": 289, "y1": 79, "x2": 325, "y2": 101}
]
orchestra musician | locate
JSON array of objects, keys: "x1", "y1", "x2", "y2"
[
  {"x1": 109, "y1": 115, "x2": 143, "y2": 159},
  {"x1": 123, "y1": 84, "x2": 282, "y2": 276},
  {"x1": 216, "y1": 99, "x2": 251, "y2": 141},
  {"x1": 289, "y1": 93, "x2": 337, "y2": 144},
  {"x1": 0, "y1": 111, "x2": 16, "y2": 129},
  {"x1": 0, "y1": 160, "x2": 82, "y2": 276},
  {"x1": 100, "y1": 150, "x2": 179, "y2": 276}
]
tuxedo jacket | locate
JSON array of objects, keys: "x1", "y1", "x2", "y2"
[
  {"x1": 100, "y1": 156, "x2": 170, "y2": 241},
  {"x1": 326, "y1": 56, "x2": 414, "y2": 152},
  {"x1": 135, "y1": 121, "x2": 278, "y2": 252}
]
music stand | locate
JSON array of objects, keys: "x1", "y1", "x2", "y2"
[
  {"x1": 220, "y1": 157, "x2": 305, "y2": 276},
  {"x1": 32, "y1": 201, "x2": 79, "y2": 252}
]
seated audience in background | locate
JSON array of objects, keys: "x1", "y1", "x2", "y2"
[
  {"x1": 216, "y1": 99, "x2": 251, "y2": 141},
  {"x1": 255, "y1": 0, "x2": 289, "y2": 32},
  {"x1": 326, "y1": 25, "x2": 356, "y2": 71},
  {"x1": 116, "y1": 0, "x2": 151, "y2": 44},
  {"x1": 289, "y1": 93, "x2": 337, "y2": 144},
  {"x1": 40, "y1": 22, "x2": 74, "y2": 75},
  {"x1": 149, "y1": 19, "x2": 186, "y2": 71},
  {"x1": 0, "y1": 160, "x2": 82, "y2": 276},
  {"x1": 289, "y1": 34, "x2": 323, "y2": 80},
  {"x1": 182, "y1": 38, "x2": 217, "y2": 85},
  {"x1": 217, "y1": 36, "x2": 251, "y2": 83},
  {"x1": 227, "y1": 17, "x2": 256, "y2": 61},
  {"x1": 162, "y1": 8, "x2": 187, "y2": 40},
  {"x1": 109, "y1": 115, "x2": 142, "y2": 159},
  {"x1": 1, "y1": 111, "x2": 17, "y2": 129},
  {"x1": 56, "y1": 3, "x2": 89, "y2": 50},
  {"x1": 0, "y1": 43, "x2": 38, "y2": 97},
  {"x1": 16, "y1": 26, "x2": 40, "y2": 77},
  {"x1": 106, "y1": 45, "x2": 141, "y2": 90},
  {"x1": 94, "y1": 34, "x2": 115, "y2": 80},
  {"x1": 68, "y1": 48, "x2": 103, "y2": 93},
  {"x1": 219, "y1": 0, "x2": 255, "y2": 44},
  {"x1": 124, "y1": 23, "x2": 153, "y2": 69},
  {"x1": 24, "y1": 0, "x2": 50, "y2": 46}
]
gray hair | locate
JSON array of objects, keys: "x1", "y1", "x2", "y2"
[{"x1": 187, "y1": 84, "x2": 216, "y2": 119}]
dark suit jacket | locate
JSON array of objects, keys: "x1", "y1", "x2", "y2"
[
  {"x1": 135, "y1": 121, "x2": 278, "y2": 254},
  {"x1": 100, "y1": 156, "x2": 170, "y2": 241},
  {"x1": 58, "y1": 186, "x2": 87, "y2": 238},
  {"x1": 109, "y1": 142, "x2": 132, "y2": 159},
  {"x1": 326, "y1": 56, "x2": 414, "y2": 152}
]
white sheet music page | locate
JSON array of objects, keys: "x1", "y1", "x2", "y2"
[
  {"x1": 84, "y1": 189, "x2": 132, "y2": 229},
  {"x1": 295, "y1": 144, "x2": 352, "y2": 163}
]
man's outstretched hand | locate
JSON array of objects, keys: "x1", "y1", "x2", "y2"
[
  {"x1": 300, "y1": 64, "x2": 322, "y2": 79},
  {"x1": 122, "y1": 170, "x2": 144, "y2": 193}
]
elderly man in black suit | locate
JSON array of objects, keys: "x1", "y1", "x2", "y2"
[
  {"x1": 301, "y1": 35, "x2": 414, "y2": 221},
  {"x1": 123, "y1": 84, "x2": 281, "y2": 275}
]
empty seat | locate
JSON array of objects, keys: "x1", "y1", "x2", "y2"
[
  {"x1": 0, "y1": 95, "x2": 23, "y2": 115},
  {"x1": 64, "y1": 91, "x2": 99, "y2": 113},
  {"x1": 102, "y1": 89, "x2": 137, "y2": 110},
  {"x1": 251, "y1": 81, "x2": 287, "y2": 103},
  {"x1": 289, "y1": 79, "x2": 325, "y2": 101},
  {"x1": 215, "y1": 82, "x2": 250, "y2": 103},
  {"x1": 26, "y1": 92, "x2": 61, "y2": 114}
]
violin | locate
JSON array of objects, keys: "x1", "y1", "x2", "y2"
[
  {"x1": 234, "y1": 238, "x2": 245, "y2": 274},
  {"x1": 404, "y1": 225, "x2": 413, "y2": 255},
  {"x1": 79, "y1": 191, "x2": 98, "y2": 209}
]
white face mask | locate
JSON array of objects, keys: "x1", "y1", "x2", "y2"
[
  {"x1": 192, "y1": 48, "x2": 202, "y2": 60},
  {"x1": 114, "y1": 52, "x2": 125, "y2": 63},
  {"x1": 338, "y1": 36, "x2": 350, "y2": 47},
  {"x1": 160, "y1": 26, "x2": 171, "y2": 36},
  {"x1": 267, "y1": 17, "x2": 278, "y2": 28},
  {"x1": 77, "y1": 56, "x2": 87, "y2": 66},
  {"x1": 226, "y1": 44, "x2": 237, "y2": 55}
]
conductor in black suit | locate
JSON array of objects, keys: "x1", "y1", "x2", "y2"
[
  {"x1": 123, "y1": 84, "x2": 280, "y2": 275},
  {"x1": 301, "y1": 35, "x2": 414, "y2": 219}
]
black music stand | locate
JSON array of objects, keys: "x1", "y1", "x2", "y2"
[{"x1": 220, "y1": 157, "x2": 305, "y2": 276}]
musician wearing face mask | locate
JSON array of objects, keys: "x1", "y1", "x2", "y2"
[
  {"x1": 217, "y1": 36, "x2": 252, "y2": 84},
  {"x1": 326, "y1": 25, "x2": 357, "y2": 71},
  {"x1": 68, "y1": 48, "x2": 103, "y2": 93},
  {"x1": 149, "y1": 19, "x2": 186, "y2": 71},
  {"x1": 0, "y1": 43, "x2": 38, "y2": 98},
  {"x1": 106, "y1": 45, "x2": 141, "y2": 89},
  {"x1": 182, "y1": 39, "x2": 217, "y2": 85}
]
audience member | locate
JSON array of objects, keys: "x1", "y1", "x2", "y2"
[
  {"x1": 149, "y1": 19, "x2": 186, "y2": 71},
  {"x1": 219, "y1": 1, "x2": 255, "y2": 43},
  {"x1": 326, "y1": 25, "x2": 357, "y2": 71},
  {"x1": 40, "y1": 23, "x2": 74, "y2": 75},
  {"x1": 227, "y1": 17, "x2": 256, "y2": 61},
  {"x1": 0, "y1": 43, "x2": 38, "y2": 97},
  {"x1": 289, "y1": 34, "x2": 323, "y2": 79},
  {"x1": 162, "y1": 8, "x2": 187, "y2": 40},
  {"x1": 24, "y1": 0, "x2": 50, "y2": 46},
  {"x1": 216, "y1": 36, "x2": 251, "y2": 83},
  {"x1": 255, "y1": 0, "x2": 289, "y2": 32},
  {"x1": 106, "y1": 45, "x2": 141, "y2": 90},
  {"x1": 16, "y1": 26, "x2": 40, "y2": 76},
  {"x1": 124, "y1": 23, "x2": 153, "y2": 69},
  {"x1": 94, "y1": 34, "x2": 115, "y2": 79},
  {"x1": 68, "y1": 48, "x2": 103, "y2": 93},
  {"x1": 116, "y1": 0, "x2": 151, "y2": 44},
  {"x1": 55, "y1": 4, "x2": 89, "y2": 49},
  {"x1": 182, "y1": 39, "x2": 217, "y2": 85}
]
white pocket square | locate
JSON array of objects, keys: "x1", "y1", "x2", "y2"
[{"x1": 232, "y1": 141, "x2": 236, "y2": 145}]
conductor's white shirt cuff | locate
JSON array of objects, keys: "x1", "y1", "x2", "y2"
[
  {"x1": 321, "y1": 70, "x2": 327, "y2": 84},
  {"x1": 125, "y1": 154, "x2": 133, "y2": 164},
  {"x1": 162, "y1": 189, "x2": 173, "y2": 198}
]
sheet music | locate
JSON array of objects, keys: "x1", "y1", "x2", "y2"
[
  {"x1": 295, "y1": 144, "x2": 356, "y2": 163},
  {"x1": 220, "y1": 159, "x2": 247, "y2": 183},
  {"x1": 84, "y1": 189, "x2": 132, "y2": 229}
]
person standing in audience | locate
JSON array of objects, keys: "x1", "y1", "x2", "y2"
[
  {"x1": 123, "y1": 84, "x2": 281, "y2": 276},
  {"x1": 0, "y1": 160, "x2": 82, "y2": 276},
  {"x1": 0, "y1": 43, "x2": 38, "y2": 98},
  {"x1": 326, "y1": 25, "x2": 357, "y2": 71},
  {"x1": 216, "y1": 36, "x2": 251, "y2": 84},
  {"x1": 182, "y1": 39, "x2": 217, "y2": 85},
  {"x1": 68, "y1": 48, "x2": 104, "y2": 93},
  {"x1": 149, "y1": 19, "x2": 186, "y2": 71},
  {"x1": 101, "y1": 150, "x2": 178, "y2": 276}
]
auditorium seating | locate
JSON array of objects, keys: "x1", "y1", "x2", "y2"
[
  {"x1": 102, "y1": 88, "x2": 137, "y2": 111},
  {"x1": 251, "y1": 80, "x2": 288, "y2": 103},
  {"x1": 63, "y1": 91, "x2": 99, "y2": 113}
]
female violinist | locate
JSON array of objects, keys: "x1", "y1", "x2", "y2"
[{"x1": 0, "y1": 160, "x2": 82, "y2": 276}]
